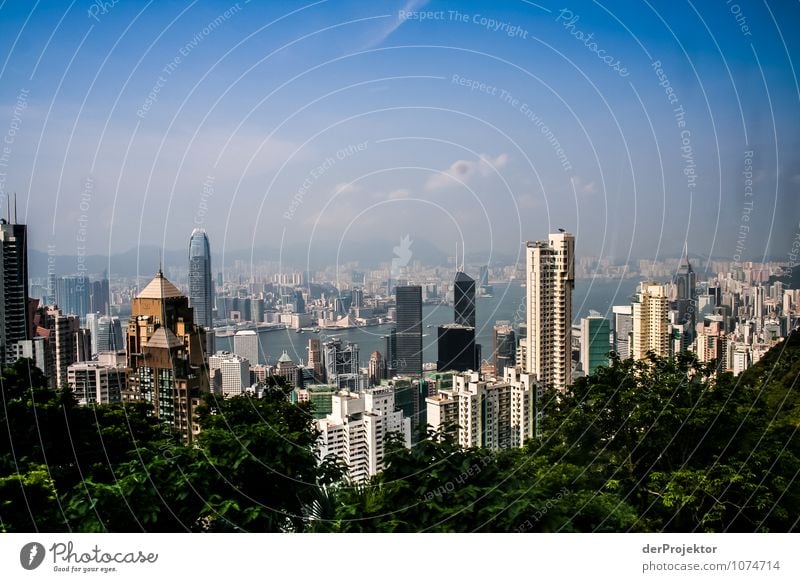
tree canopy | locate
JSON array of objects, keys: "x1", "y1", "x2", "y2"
[{"x1": 1, "y1": 331, "x2": 798, "y2": 532}]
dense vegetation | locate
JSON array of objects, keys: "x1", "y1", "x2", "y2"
[{"x1": 2, "y1": 332, "x2": 798, "y2": 532}]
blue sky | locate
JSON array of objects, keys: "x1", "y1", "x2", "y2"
[{"x1": 0, "y1": 0, "x2": 798, "y2": 270}]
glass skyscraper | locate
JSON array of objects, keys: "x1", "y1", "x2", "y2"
[
  {"x1": 0, "y1": 217, "x2": 29, "y2": 364},
  {"x1": 453, "y1": 271, "x2": 476, "y2": 328},
  {"x1": 395, "y1": 285, "x2": 422, "y2": 376},
  {"x1": 189, "y1": 228, "x2": 213, "y2": 354}
]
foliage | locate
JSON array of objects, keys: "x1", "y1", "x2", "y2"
[{"x1": 1, "y1": 330, "x2": 799, "y2": 532}]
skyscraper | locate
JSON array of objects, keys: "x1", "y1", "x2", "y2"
[
  {"x1": 0, "y1": 217, "x2": 29, "y2": 364},
  {"x1": 612, "y1": 305, "x2": 633, "y2": 359},
  {"x1": 525, "y1": 232, "x2": 575, "y2": 391},
  {"x1": 233, "y1": 329, "x2": 259, "y2": 366},
  {"x1": 492, "y1": 322, "x2": 516, "y2": 376},
  {"x1": 125, "y1": 270, "x2": 209, "y2": 442},
  {"x1": 323, "y1": 338, "x2": 360, "y2": 390},
  {"x1": 453, "y1": 271, "x2": 476, "y2": 328},
  {"x1": 395, "y1": 285, "x2": 422, "y2": 376},
  {"x1": 674, "y1": 243, "x2": 697, "y2": 341},
  {"x1": 437, "y1": 323, "x2": 477, "y2": 372},
  {"x1": 189, "y1": 228, "x2": 214, "y2": 354}
]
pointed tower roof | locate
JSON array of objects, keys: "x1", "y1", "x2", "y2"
[
  {"x1": 277, "y1": 350, "x2": 293, "y2": 364},
  {"x1": 145, "y1": 327, "x2": 183, "y2": 349},
  {"x1": 679, "y1": 241, "x2": 693, "y2": 272},
  {"x1": 138, "y1": 271, "x2": 183, "y2": 299}
]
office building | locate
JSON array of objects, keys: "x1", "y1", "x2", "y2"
[
  {"x1": 612, "y1": 305, "x2": 633, "y2": 359},
  {"x1": 90, "y1": 277, "x2": 110, "y2": 316},
  {"x1": 233, "y1": 329, "x2": 259, "y2": 366},
  {"x1": 0, "y1": 216, "x2": 30, "y2": 364},
  {"x1": 580, "y1": 312, "x2": 610, "y2": 375},
  {"x1": 323, "y1": 338, "x2": 360, "y2": 390},
  {"x1": 316, "y1": 387, "x2": 411, "y2": 482},
  {"x1": 631, "y1": 282, "x2": 670, "y2": 360},
  {"x1": 385, "y1": 328, "x2": 398, "y2": 377},
  {"x1": 368, "y1": 351, "x2": 385, "y2": 386},
  {"x1": 492, "y1": 322, "x2": 516, "y2": 376},
  {"x1": 437, "y1": 323, "x2": 477, "y2": 372},
  {"x1": 395, "y1": 285, "x2": 422, "y2": 376},
  {"x1": 307, "y1": 338, "x2": 323, "y2": 382},
  {"x1": 218, "y1": 353, "x2": 250, "y2": 397},
  {"x1": 55, "y1": 276, "x2": 91, "y2": 322},
  {"x1": 525, "y1": 232, "x2": 575, "y2": 391},
  {"x1": 125, "y1": 270, "x2": 209, "y2": 443},
  {"x1": 275, "y1": 350, "x2": 301, "y2": 388},
  {"x1": 189, "y1": 228, "x2": 214, "y2": 355},
  {"x1": 453, "y1": 271, "x2": 476, "y2": 328}
]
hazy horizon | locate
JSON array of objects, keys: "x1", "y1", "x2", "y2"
[{"x1": 1, "y1": 1, "x2": 798, "y2": 272}]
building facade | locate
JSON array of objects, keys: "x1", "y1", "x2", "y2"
[{"x1": 525, "y1": 232, "x2": 575, "y2": 391}]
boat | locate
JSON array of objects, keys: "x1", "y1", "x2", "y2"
[{"x1": 295, "y1": 329, "x2": 303, "y2": 334}]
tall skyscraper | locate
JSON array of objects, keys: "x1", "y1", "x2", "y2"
[
  {"x1": 0, "y1": 216, "x2": 29, "y2": 364},
  {"x1": 233, "y1": 329, "x2": 259, "y2": 366},
  {"x1": 453, "y1": 271, "x2": 476, "y2": 328},
  {"x1": 307, "y1": 338, "x2": 323, "y2": 382},
  {"x1": 55, "y1": 276, "x2": 91, "y2": 322},
  {"x1": 385, "y1": 328, "x2": 398, "y2": 378},
  {"x1": 525, "y1": 232, "x2": 575, "y2": 391},
  {"x1": 631, "y1": 282, "x2": 670, "y2": 360},
  {"x1": 96, "y1": 315, "x2": 123, "y2": 353},
  {"x1": 90, "y1": 276, "x2": 110, "y2": 315},
  {"x1": 125, "y1": 270, "x2": 209, "y2": 443},
  {"x1": 437, "y1": 323, "x2": 477, "y2": 372},
  {"x1": 580, "y1": 312, "x2": 611, "y2": 375},
  {"x1": 395, "y1": 285, "x2": 422, "y2": 376},
  {"x1": 674, "y1": 243, "x2": 697, "y2": 343},
  {"x1": 189, "y1": 228, "x2": 214, "y2": 354},
  {"x1": 323, "y1": 338, "x2": 360, "y2": 390},
  {"x1": 368, "y1": 351, "x2": 385, "y2": 385}
]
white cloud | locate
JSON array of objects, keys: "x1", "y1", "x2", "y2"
[
  {"x1": 425, "y1": 153, "x2": 509, "y2": 191},
  {"x1": 571, "y1": 175, "x2": 597, "y2": 195},
  {"x1": 363, "y1": 0, "x2": 430, "y2": 49}
]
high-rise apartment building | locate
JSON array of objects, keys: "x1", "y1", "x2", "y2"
[
  {"x1": 0, "y1": 217, "x2": 29, "y2": 364},
  {"x1": 125, "y1": 271, "x2": 209, "y2": 442},
  {"x1": 189, "y1": 228, "x2": 214, "y2": 355},
  {"x1": 68, "y1": 354, "x2": 126, "y2": 405},
  {"x1": 316, "y1": 387, "x2": 411, "y2": 482},
  {"x1": 631, "y1": 282, "x2": 670, "y2": 360},
  {"x1": 426, "y1": 368, "x2": 536, "y2": 449},
  {"x1": 395, "y1": 285, "x2": 422, "y2": 376},
  {"x1": 580, "y1": 312, "x2": 610, "y2": 375},
  {"x1": 525, "y1": 232, "x2": 575, "y2": 391}
]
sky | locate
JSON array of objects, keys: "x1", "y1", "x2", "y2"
[{"x1": 0, "y1": 0, "x2": 798, "y2": 272}]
